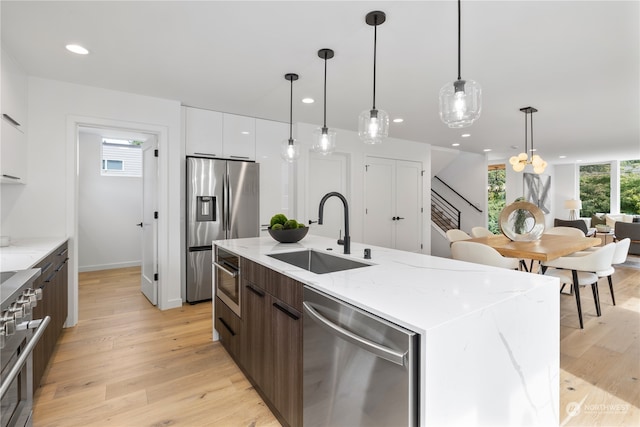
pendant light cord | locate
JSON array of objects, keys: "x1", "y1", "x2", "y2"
[
  {"x1": 289, "y1": 77, "x2": 293, "y2": 143},
  {"x1": 372, "y1": 16, "x2": 378, "y2": 110},
  {"x1": 323, "y1": 54, "x2": 328, "y2": 128},
  {"x1": 457, "y1": 0, "x2": 462, "y2": 81},
  {"x1": 530, "y1": 111, "x2": 534, "y2": 153},
  {"x1": 524, "y1": 110, "x2": 528, "y2": 154}
]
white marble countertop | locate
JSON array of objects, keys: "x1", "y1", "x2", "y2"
[
  {"x1": 0, "y1": 237, "x2": 68, "y2": 271},
  {"x1": 214, "y1": 235, "x2": 558, "y2": 334}
]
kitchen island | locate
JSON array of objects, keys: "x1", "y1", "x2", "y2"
[{"x1": 214, "y1": 235, "x2": 559, "y2": 426}]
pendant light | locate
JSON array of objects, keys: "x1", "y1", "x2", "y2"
[
  {"x1": 509, "y1": 107, "x2": 548, "y2": 174},
  {"x1": 312, "y1": 49, "x2": 336, "y2": 155},
  {"x1": 439, "y1": 0, "x2": 481, "y2": 128},
  {"x1": 358, "y1": 11, "x2": 389, "y2": 145},
  {"x1": 281, "y1": 73, "x2": 300, "y2": 163}
]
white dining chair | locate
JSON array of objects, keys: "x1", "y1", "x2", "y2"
[
  {"x1": 471, "y1": 226, "x2": 494, "y2": 238},
  {"x1": 445, "y1": 229, "x2": 471, "y2": 244},
  {"x1": 544, "y1": 226, "x2": 586, "y2": 238},
  {"x1": 542, "y1": 243, "x2": 615, "y2": 329},
  {"x1": 451, "y1": 241, "x2": 520, "y2": 270},
  {"x1": 595, "y1": 238, "x2": 631, "y2": 306}
]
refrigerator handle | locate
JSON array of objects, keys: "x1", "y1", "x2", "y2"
[
  {"x1": 222, "y1": 170, "x2": 227, "y2": 233},
  {"x1": 225, "y1": 167, "x2": 231, "y2": 235}
]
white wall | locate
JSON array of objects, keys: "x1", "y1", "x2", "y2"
[
  {"x1": 293, "y1": 122, "x2": 432, "y2": 254},
  {"x1": 78, "y1": 132, "x2": 142, "y2": 271},
  {"x1": 553, "y1": 164, "x2": 578, "y2": 220},
  {"x1": 431, "y1": 151, "x2": 487, "y2": 258},
  {"x1": 0, "y1": 76, "x2": 183, "y2": 325}
]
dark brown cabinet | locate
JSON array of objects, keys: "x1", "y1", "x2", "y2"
[
  {"x1": 32, "y1": 241, "x2": 68, "y2": 390},
  {"x1": 234, "y1": 257, "x2": 302, "y2": 427},
  {"x1": 214, "y1": 296, "x2": 241, "y2": 359}
]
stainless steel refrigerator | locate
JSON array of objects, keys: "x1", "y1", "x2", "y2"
[{"x1": 186, "y1": 156, "x2": 259, "y2": 303}]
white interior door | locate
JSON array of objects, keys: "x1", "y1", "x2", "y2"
[
  {"x1": 306, "y1": 152, "x2": 348, "y2": 239},
  {"x1": 364, "y1": 156, "x2": 423, "y2": 252},
  {"x1": 364, "y1": 157, "x2": 394, "y2": 247},
  {"x1": 395, "y1": 160, "x2": 422, "y2": 252},
  {"x1": 141, "y1": 136, "x2": 158, "y2": 305}
]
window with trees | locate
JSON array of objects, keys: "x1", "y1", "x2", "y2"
[
  {"x1": 620, "y1": 160, "x2": 640, "y2": 214},
  {"x1": 579, "y1": 163, "x2": 611, "y2": 217},
  {"x1": 488, "y1": 164, "x2": 506, "y2": 234}
]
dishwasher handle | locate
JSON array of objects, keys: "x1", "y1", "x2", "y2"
[{"x1": 303, "y1": 301, "x2": 406, "y2": 366}]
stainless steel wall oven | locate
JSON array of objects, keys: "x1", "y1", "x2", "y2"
[
  {"x1": 1, "y1": 269, "x2": 50, "y2": 427},
  {"x1": 213, "y1": 247, "x2": 241, "y2": 317}
]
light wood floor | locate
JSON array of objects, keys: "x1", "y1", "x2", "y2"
[{"x1": 33, "y1": 263, "x2": 640, "y2": 426}]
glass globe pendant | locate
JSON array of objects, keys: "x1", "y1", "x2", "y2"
[
  {"x1": 281, "y1": 73, "x2": 300, "y2": 163},
  {"x1": 312, "y1": 49, "x2": 337, "y2": 155},
  {"x1": 439, "y1": 0, "x2": 482, "y2": 128},
  {"x1": 359, "y1": 11, "x2": 389, "y2": 145}
]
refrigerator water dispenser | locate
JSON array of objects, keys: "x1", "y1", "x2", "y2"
[{"x1": 197, "y1": 196, "x2": 215, "y2": 222}]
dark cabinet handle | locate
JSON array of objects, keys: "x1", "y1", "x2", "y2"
[
  {"x1": 40, "y1": 262, "x2": 53, "y2": 275},
  {"x1": 218, "y1": 317, "x2": 236, "y2": 336},
  {"x1": 57, "y1": 248, "x2": 69, "y2": 257},
  {"x1": 246, "y1": 284, "x2": 265, "y2": 297},
  {"x1": 272, "y1": 302, "x2": 300, "y2": 320},
  {"x1": 3, "y1": 113, "x2": 20, "y2": 127},
  {"x1": 136, "y1": 222, "x2": 143, "y2": 228}
]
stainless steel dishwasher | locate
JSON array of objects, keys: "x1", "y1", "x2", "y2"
[{"x1": 303, "y1": 286, "x2": 418, "y2": 427}]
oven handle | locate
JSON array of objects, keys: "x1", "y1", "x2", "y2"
[
  {"x1": 213, "y1": 261, "x2": 238, "y2": 278},
  {"x1": 0, "y1": 316, "x2": 50, "y2": 399}
]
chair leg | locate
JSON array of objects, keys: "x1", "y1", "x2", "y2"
[
  {"x1": 520, "y1": 260, "x2": 529, "y2": 272},
  {"x1": 591, "y1": 282, "x2": 601, "y2": 317},
  {"x1": 572, "y1": 270, "x2": 583, "y2": 329},
  {"x1": 607, "y1": 275, "x2": 616, "y2": 306}
]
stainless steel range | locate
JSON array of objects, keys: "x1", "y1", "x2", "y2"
[{"x1": 0, "y1": 269, "x2": 49, "y2": 427}]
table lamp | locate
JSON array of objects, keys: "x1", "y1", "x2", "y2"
[{"x1": 564, "y1": 199, "x2": 582, "y2": 220}]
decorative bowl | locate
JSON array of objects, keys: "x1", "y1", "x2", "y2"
[
  {"x1": 499, "y1": 201, "x2": 545, "y2": 241},
  {"x1": 268, "y1": 227, "x2": 309, "y2": 243}
]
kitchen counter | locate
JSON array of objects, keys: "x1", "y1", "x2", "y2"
[
  {"x1": 0, "y1": 237, "x2": 68, "y2": 271},
  {"x1": 215, "y1": 235, "x2": 560, "y2": 426}
]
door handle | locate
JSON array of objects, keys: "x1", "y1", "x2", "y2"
[
  {"x1": 136, "y1": 222, "x2": 143, "y2": 228},
  {"x1": 392, "y1": 216, "x2": 405, "y2": 221}
]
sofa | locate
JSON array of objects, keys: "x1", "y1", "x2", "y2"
[{"x1": 615, "y1": 221, "x2": 640, "y2": 255}]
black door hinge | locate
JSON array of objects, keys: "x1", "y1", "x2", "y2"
[
  {"x1": 154, "y1": 273, "x2": 158, "y2": 281},
  {"x1": 154, "y1": 211, "x2": 158, "y2": 219},
  {"x1": 154, "y1": 149, "x2": 159, "y2": 157}
]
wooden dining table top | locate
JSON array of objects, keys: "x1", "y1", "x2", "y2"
[{"x1": 466, "y1": 234, "x2": 601, "y2": 262}]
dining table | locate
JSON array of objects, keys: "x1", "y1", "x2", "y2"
[{"x1": 466, "y1": 234, "x2": 602, "y2": 264}]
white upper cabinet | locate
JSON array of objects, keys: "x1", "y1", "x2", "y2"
[
  {"x1": 1, "y1": 49, "x2": 28, "y2": 184},
  {"x1": 184, "y1": 107, "x2": 256, "y2": 161},
  {"x1": 184, "y1": 106, "x2": 223, "y2": 157},
  {"x1": 223, "y1": 113, "x2": 255, "y2": 161}
]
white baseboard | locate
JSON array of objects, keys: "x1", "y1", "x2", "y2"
[{"x1": 78, "y1": 261, "x2": 141, "y2": 272}]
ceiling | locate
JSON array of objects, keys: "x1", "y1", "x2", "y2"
[{"x1": 2, "y1": 1, "x2": 639, "y2": 164}]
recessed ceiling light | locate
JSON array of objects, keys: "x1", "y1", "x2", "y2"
[
  {"x1": 452, "y1": 143, "x2": 460, "y2": 147},
  {"x1": 576, "y1": 159, "x2": 583, "y2": 163},
  {"x1": 559, "y1": 155, "x2": 567, "y2": 159},
  {"x1": 241, "y1": 131, "x2": 250, "y2": 135},
  {"x1": 483, "y1": 148, "x2": 491, "y2": 152},
  {"x1": 302, "y1": 98, "x2": 314, "y2": 104},
  {"x1": 461, "y1": 133, "x2": 471, "y2": 138},
  {"x1": 393, "y1": 118, "x2": 404, "y2": 123},
  {"x1": 65, "y1": 44, "x2": 89, "y2": 55}
]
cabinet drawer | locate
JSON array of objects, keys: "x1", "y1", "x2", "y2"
[
  {"x1": 241, "y1": 258, "x2": 302, "y2": 311},
  {"x1": 215, "y1": 296, "x2": 241, "y2": 358}
]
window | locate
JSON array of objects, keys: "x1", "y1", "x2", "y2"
[
  {"x1": 101, "y1": 138, "x2": 142, "y2": 177},
  {"x1": 620, "y1": 160, "x2": 640, "y2": 214},
  {"x1": 579, "y1": 163, "x2": 611, "y2": 217},
  {"x1": 487, "y1": 164, "x2": 506, "y2": 234},
  {"x1": 102, "y1": 159, "x2": 124, "y2": 171}
]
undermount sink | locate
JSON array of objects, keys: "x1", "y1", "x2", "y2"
[{"x1": 267, "y1": 249, "x2": 371, "y2": 274}]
